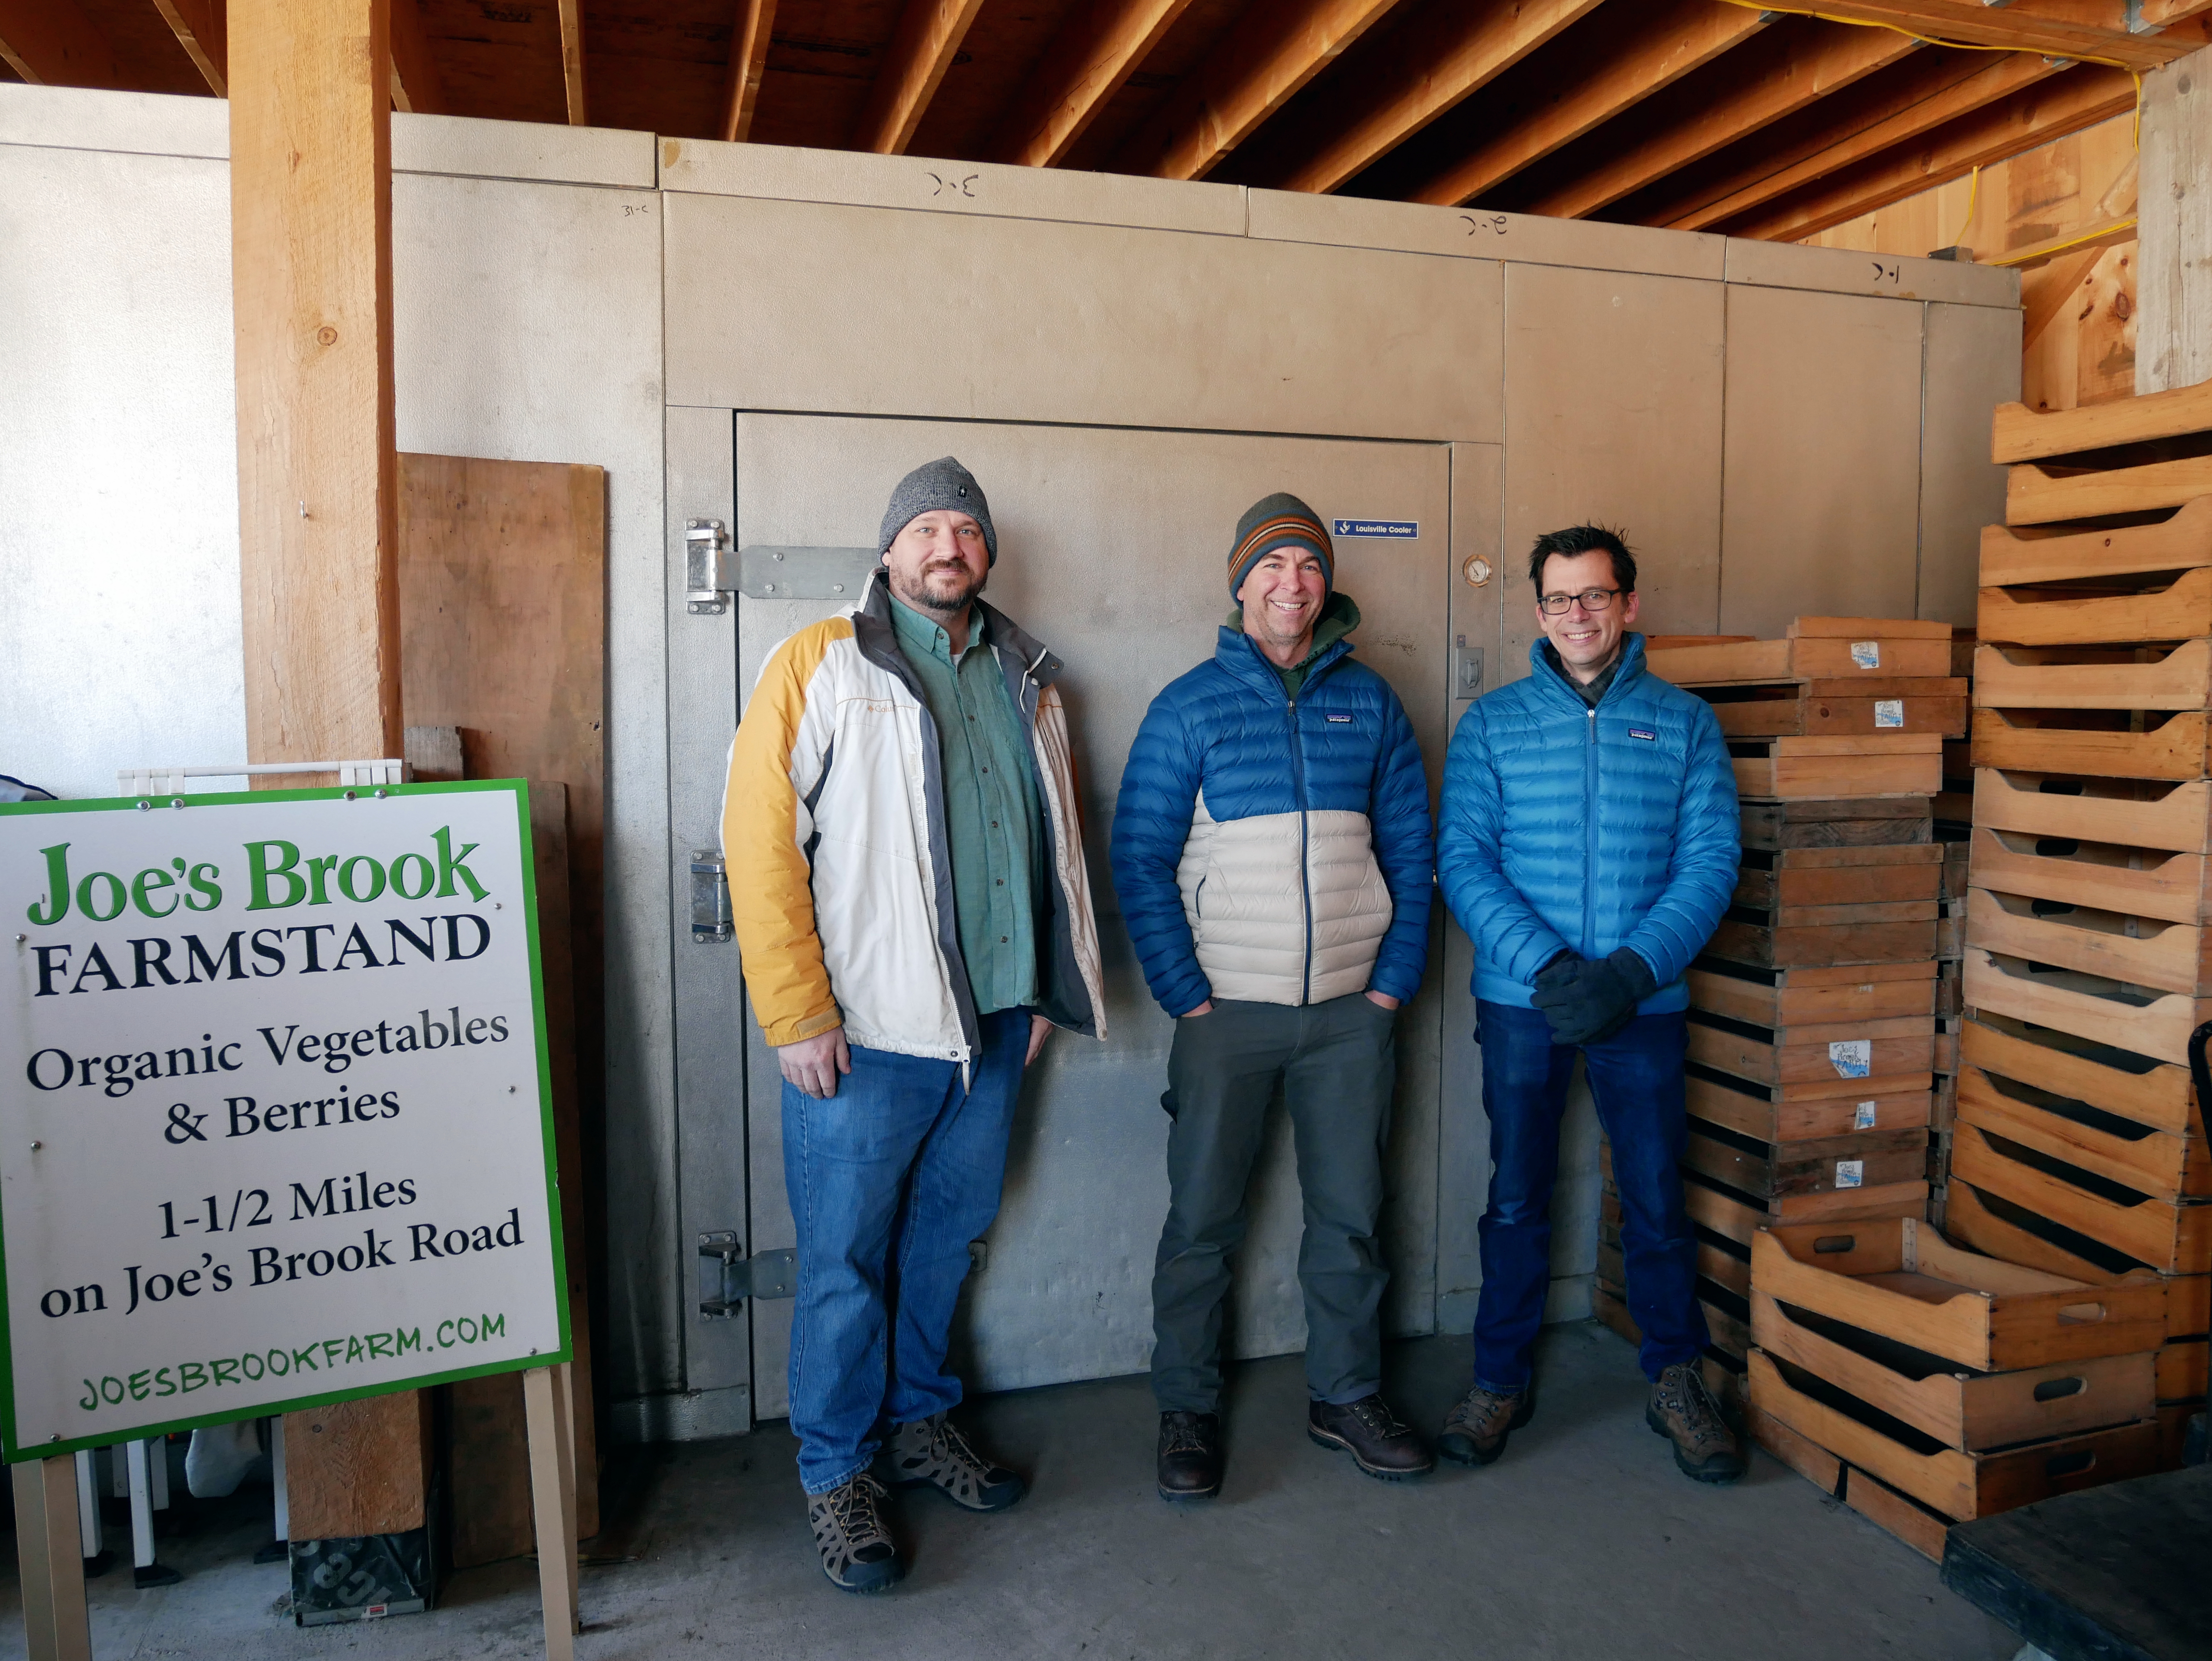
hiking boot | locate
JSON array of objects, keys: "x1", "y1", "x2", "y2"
[
  {"x1": 1647, "y1": 1362, "x2": 1746, "y2": 1484},
  {"x1": 885, "y1": 1411, "x2": 1025, "y2": 1512},
  {"x1": 1157, "y1": 1411, "x2": 1223, "y2": 1503},
  {"x1": 807, "y1": 1473, "x2": 902, "y2": 1595},
  {"x1": 1307, "y1": 1395, "x2": 1435, "y2": 1480},
  {"x1": 1436, "y1": 1385, "x2": 1533, "y2": 1467}
]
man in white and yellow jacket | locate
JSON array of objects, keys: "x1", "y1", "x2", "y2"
[{"x1": 722, "y1": 457, "x2": 1105, "y2": 1594}]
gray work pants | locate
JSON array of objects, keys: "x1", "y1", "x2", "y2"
[{"x1": 1149, "y1": 993, "x2": 1397, "y2": 1413}]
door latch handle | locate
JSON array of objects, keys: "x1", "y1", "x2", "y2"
[
  {"x1": 686, "y1": 519, "x2": 731, "y2": 615},
  {"x1": 698, "y1": 1232, "x2": 797, "y2": 1318},
  {"x1": 691, "y1": 850, "x2": 733, "y2": 943}
]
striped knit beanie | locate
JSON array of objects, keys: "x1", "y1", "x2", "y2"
[{"x1": 1228, "y1": 492, "x2": 1333, "y2": 601}]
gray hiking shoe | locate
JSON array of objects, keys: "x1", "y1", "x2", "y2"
[
  {"x1": 885, "y1": 1411, "x2": 1026, "y2": 1512},
  {"x1": 1437, "y1": 1385, "x2": 1533, "y2": 1466},
  {"x1": 1647, "y1": 1362, "x2": 1746, "y2": 1484},
  {"x1": 807, "y1": 1472, "x2": 902, "y2": 1594}
]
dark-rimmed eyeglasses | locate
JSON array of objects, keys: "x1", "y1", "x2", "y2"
[{"x1": 1538, "y1": 588, "x2": 1621, "y2": 615}]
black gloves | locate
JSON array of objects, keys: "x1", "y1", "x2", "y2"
[{"x1": 1531, "y1": 947, "x2": 1658, "y2": 1047}]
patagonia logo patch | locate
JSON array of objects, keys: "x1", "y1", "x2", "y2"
[
  {"x1": 1325, "y1": 713, "x2": 1354, "y2": 724},
  {"x1": 1628, "y1": 727, "x2": 1657, "y2": 741}
]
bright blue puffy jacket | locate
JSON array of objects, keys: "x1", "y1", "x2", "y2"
[
  {"x1": 1111, "y1": 622, "x2": 1434, "y2": 1017},
  {"x1": 1437, "y1": 634, "x2": 1738, "y2": 1012}
]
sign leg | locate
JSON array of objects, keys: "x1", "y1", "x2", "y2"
[
  {"x1": 524, "y1": 1366, "x2": 579, "y2": 1661},
  {"x1": 15, "y1": 1454, "x2": 92, "y2": 1661},
  {"x1": 553, "y1": 1362, "x2": 579, "y2": 1633},
  {"x1": 73, "y1": 1451, "x2": 100, "y2": 1561}
]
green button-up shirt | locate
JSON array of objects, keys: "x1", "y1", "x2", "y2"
[{"x1": 889, "y1": 595, "x2": 1044, "y2": 1017}]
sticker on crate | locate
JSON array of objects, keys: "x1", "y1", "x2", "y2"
[
  {"x1": 1829, "y1": 1039, "x2": 1872, "y2": 1078},
  {"x1": 1855, "y1": 1100, "x2": 1878, "y2": 1129},
  {"x1": 1835, "y1": 1159, "x2": 1865, "y2": 1189},
  {"x1": 1874, "y1": 699, "x2": 1904, "y2": 728},
  {"x1": 1851, "y1": 641, "x2": 1881, "y2": 669}
]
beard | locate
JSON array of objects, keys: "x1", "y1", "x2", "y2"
[{"x1": 892, "y1": 559, "x2": 986, "y2": 615}]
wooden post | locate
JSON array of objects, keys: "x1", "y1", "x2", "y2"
[
  {"x1": 524, "y1": 1365, "x2": 580, "y2": 1661},
  {"x1": 13, "y1": 1455, "x2": 92, "y2": 1661},
  {"x1": 230, "y1": 0, "x2": 420, "y2": 1547}
]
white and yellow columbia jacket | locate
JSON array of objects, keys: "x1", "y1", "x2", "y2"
[{"x1": 721, "y1": 571, "x2": 1106, "y2": 1063}]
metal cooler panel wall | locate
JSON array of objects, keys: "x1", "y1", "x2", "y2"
[
  {"x1": 722, "y1": 414, "x2": 1451, "y2": 1412},
  {"x1": 1920, "y1": 301, "x2": 2022, "y2": 625},
  {"x1": 661, "y1": 190, "x2": 1503, "y2": 446}
]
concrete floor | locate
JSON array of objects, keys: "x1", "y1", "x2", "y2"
[{"x1": 2, "y1": 1323, "x2": 2021, "y2": 1660}]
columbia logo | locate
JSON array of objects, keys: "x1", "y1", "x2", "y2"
[
  {"x1": 1325, "y1": 714, "x2": 1354, "y2": 724},
  {"x1": 1629, "y1": 728, "x2": 1656, "y2": 741}
]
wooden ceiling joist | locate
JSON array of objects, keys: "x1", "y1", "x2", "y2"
[
  {"x1": 1783, "y1": 0, "x2": 2201, "y2": 68},
  {"x1": 389, "y1": 0, "x2": 444, "y2": 116},
  {"x1": 0, "y1": 0, "x2": 124, "y2": 90},
  {"x1": 556, "y1": 0, "x2": 588, "y2": 125},
  {"x1": 1116, "y1": 0, "x2": 1402, "y2": 183},
  {"x1": 853, "y1": 0, "x2": 990, "y2": 156},
  {"x1": 1723, "y1": 63, "x2": 2138, "y2": 240},
  {"x1": 994, "y1": 0, "x2": 1198, "y2": 169},
  {"x1": 1413, "y1": 0, "x2": 1771, "y2": 208},
  {"x1": 154, "y1": 0, "x2": 227, "y2": 97},
  {"x1": 719, "y1": 0, "x2": 778, "y2": 144},
  {"x1": 1276, "y1": 0, "x2": 1607, "y2": 196},
  {"x1": 1520, "y1": 20, "x2": 1920, "y2": 220},
  {"x1": 1650, "y1": 47, "x2": 2065, "y2": 232}
]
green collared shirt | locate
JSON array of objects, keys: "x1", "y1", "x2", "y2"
[{"x1": 889, "y1": 595, "x2": 1043, "y2": 1017}]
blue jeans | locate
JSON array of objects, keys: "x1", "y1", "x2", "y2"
[
  {"x1": 783, "y1": 1008, "x2": 1029, "y2": 1494},
  {"x1": 1471, "y1": 1002, "x2": 1706, "y2": 1392}
]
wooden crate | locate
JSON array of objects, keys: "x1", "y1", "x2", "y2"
[
  {"x1": 1686, "y1": 1061, "x2": 1931, "y2": 1143},
  {"x1": 1937, "y1": 899, "x2": 1965, "y2": 960},
  {"x1": 2005, "y1": 459, "x2": 2212, "y2": 528},
  {"x1": 1934, "y1": 1020, "x2": 1960, "y2": 1076},
  {"x1": 1973, "y1": 639, "x2": 2212, "y2": 712},
  {"x1": 1969, "y1": 824, "x2": 2212, "y2": 926},
  {"x1": 2159, "y1": 1334, "x2": 2208, "y2": 1401},
  {"x1": 1962, "y1": 947, "x2": 2212, "y2": 1068},
  {"x1": 1975, "y1": 767, "x2": 2212, "y2": 855},
  {"x1": 1689, "y1": 958, "x2": 1936, "y2": 1028},
  {"x1": 1731, "y1": 843, "x2": 1945, "y2": 910},
  {"x1": 1697, "y1": 678, "x2": 1968, "y2": 739},
  {"x1": 1751, "y1": 1292, "x2": 2156, "y2": 1450},
  {"x1": 1940, "y1": 839, "x2": 1972, "y2": 902},
  {"x1": 1991, "y1": 383, "x2": 2212, "y2": 467},
  {"x1": 1708, "y1": 909, "x2": 1937, "y2": 969},
  {"x1": 1958, "y1": 1027, "x2": 2207, "y2": 1198},
  {"x1": 1949, "y1": 1122, "x2": 2212, "y2": 1277},
  {"x1": 1752, "y1": 1402, "x2": 1843, "y2": 1495},
  {"x1": 1973, "y1": 707, "x2": 2212, "y2": 781},
  {"x1": 1649, "y1": 633, "x2": 1953, "y2": 686},
  {"x1": 1979, "y1": 567, "x2": 2212, "y2": 649},
  {"x1": 1687, "y1": 1012, "x2": 1935, "y2": 1088},
  {"x1": 1748, "y1": 1348, "x2": 2161, "y2": 1521},
  {"x1": 1751, "y1": 1217, "x2": 2167, "y2": 1369},
  {"x1": 1982, "y1": 494, "x2": 2212, "y2": 583},
  {"x1": 1684, "y1": 1120, "x2": 1928, "y2": 1202},
  {"x1": 1741, "y1": 796, "x2": 1933, "y2": 850},
  {"x1": 1966, "y1": 885, "x2": 2212, "y2": 998},
  {"x1": 1938, "y1": 957, "x2": 1962, "y2": 1019},
  {"x1": 1943, "y1": 1180, "x2": 2207, "y2": 1339},
  {"x1": 1841, "y1": 1464, "x2": 1953, "y2": 1563},
  {"x1": 1730, "y1": 735, "x2": 1944, "y2": 801},
  {"x1": 1678, "y1": 1164, "x2": 1928, "y2": 1243},
  {"x1": 1599, "y1": 1226, "x2": 1751, "y2": 1300}
]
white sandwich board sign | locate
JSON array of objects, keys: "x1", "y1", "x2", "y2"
[{"x1": 0, "y1": 781, "x2": 569, "y2": 1459}]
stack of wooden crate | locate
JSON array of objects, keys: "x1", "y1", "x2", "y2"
[
  {"x1": 1592, "y1": 620, "x2": 1964, "y2": 1406},
  {"x1": 1747, "y1": 1214, "x2": 2168, "y2": 1560},
  {"x1": 1955, "y1": 396, "x2": 2212, "y2": 1476}
]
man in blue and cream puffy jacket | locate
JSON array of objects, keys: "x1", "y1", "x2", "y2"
[
  {"x1": 1112, "y1": 492, "x2": 1436, "y2": 1503},
  {"x1": 1434, "y1": 525, "x2": 1743, "y2": 1485}
]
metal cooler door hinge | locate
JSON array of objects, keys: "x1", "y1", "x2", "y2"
[
  {"x1": 686, "y1": 519, "x2": 731, "y2": 614},
  {"x1": 691, "y1": 850, "x2": 733, "y2": 943},
  {"x1": 698, "y1": 1233, "x2": 797, "y2": 1318}
]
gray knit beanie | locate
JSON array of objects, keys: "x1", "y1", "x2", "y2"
[{"x1": 878, "y1": 456, "x2": 998, "y2": 566}]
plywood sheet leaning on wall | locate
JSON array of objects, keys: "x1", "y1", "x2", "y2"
[{"x1": 396, "y1": 454, "x2": 606, "y2": 1556}]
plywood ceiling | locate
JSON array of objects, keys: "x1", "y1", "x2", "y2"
[{"x1": 1, "y1": 0, "x2": 2205, "y2": 242}]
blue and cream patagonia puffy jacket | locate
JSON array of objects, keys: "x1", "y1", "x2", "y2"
[
  {"x1": 1437, "y1": 634, "x2": 1738, "y2": 1013},
  {"x1": 1111, "y1": 615, "x2": 1434, "y2": 1017}
]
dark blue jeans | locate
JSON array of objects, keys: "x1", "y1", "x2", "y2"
[
  {"x1": 782, "y1": 1008, "x2": 1029, "y2": 1494},
  {"x1": 1471, "y1": 1002, "x2": 1706, "y2": 1392}
]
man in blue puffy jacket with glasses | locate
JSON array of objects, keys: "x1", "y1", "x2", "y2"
[{"x1": 1435, "y1": 525, "x2": 1743, "y2": 1484}]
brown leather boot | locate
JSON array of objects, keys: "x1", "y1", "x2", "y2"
[
  {"x1": 1436, "y1": 1385, "x2": 1532, "y2": 1466},
  {"x1": 1308, "y1": 1395, "x2": 1435, "y2": 1480},
  {"x1": 1647, "y1": 1362, "x2": 1746, "y2": 1483}
]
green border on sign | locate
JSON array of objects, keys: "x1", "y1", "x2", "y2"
[{"x1": 0, "y1": 782, "x2": 573, "y2": 1460}]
